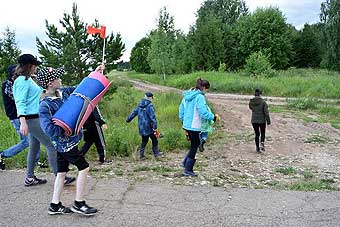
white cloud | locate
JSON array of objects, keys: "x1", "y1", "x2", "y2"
[{"x1": 0, "y1": 0, "x2": 324, "y2": 61}]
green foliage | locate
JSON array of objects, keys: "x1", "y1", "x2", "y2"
[
  {"x1": 320, "y1": 0, "x2": 340, "y2": 71},
  {"x1": 218, "y1": 62, "x2": 227, "y2": 72},
  {"x1": 171, "y1": 32, "x2": 191, "y2": 74},
  {"x1": 288, "y1": 179, "x2": 338, "y2": 191},
  {"x1": 0, "y1": 27, "x2": 21, "y2": 80},
  {"x1": 36, "y1": 3, "x2": 125, "y2": 84},
  {"x1": 190, "y1": 13, "x2": 225, "y2": 71},
  {"x1": 292, "y1": 24, "x2": 322, "y2": 68},
  {"x1": 287, "y1": 98, "x2": 318, "y2": 110},
  {"x1": 235, "y1": 7, "x2": 293, "y2": 69},
  {"x1": 148, "y1": 7, "x2": 176, "y2": 77},
  {"x1": 130, "y1": 37, "x2": 152, "y2": 73},
  {"x1": 197, "y1": 0, "x2": 248, "y2": 24},
  {"x1": 275, "y1": 167, "x2": 297, "y2": 175},
  {"x1": 128, "y1": 68, "x2": 340, "y2": 99},
  {"x1": 244, "y1": 51, "x2": 274, "y2": 78}
]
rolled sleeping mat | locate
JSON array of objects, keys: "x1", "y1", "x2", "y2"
[{"x1": 52, "y1": 71, "x2": 111, "y2": 135}]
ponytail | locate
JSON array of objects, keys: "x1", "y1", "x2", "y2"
[{"x1": 195, "y1": 78, "x2": 210, "y2": 91}]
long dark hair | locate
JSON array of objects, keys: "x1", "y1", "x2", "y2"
[
  {"x1": 13, "y1": 64, "x2": 34, "y2": 80},
  {"x1": 195, "y1": 78, "x2": 210, "y2": 91}
]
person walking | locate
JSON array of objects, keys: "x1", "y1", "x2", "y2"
[
  {"x1": 249, "y1": 89, "x2": 271, "y2": 153},
  {"x1": 38, "y1": 66, "x2": 99, "y2": 215},
  {"x1": 13, "y1": 54, "x2": 74, "y2": 186},
  {"x1": 1, "y1": 65, "x2": 40, "y2": 170},
  {"x1": 179, "y1": 78, "x2": 217, "y2": 177},
  {"x1": 79, "y1": 106, "x2": 108, "y2": 164},
  {"x1": 126, "y1": 91, "x2": 162, "y2": 159}
]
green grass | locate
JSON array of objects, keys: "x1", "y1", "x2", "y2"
[
  {"x1": 128, "y1": 68, "x2": 340, "y2": 99},
  {"x1": 288, "y1": 179, "x2": 339, "y2": 191},
  {"x1": 275, "y1": 167, "x2": 298, "y2": 175}
]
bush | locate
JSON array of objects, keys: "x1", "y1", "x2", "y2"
[
  {"x1": 244, "y1": 51, "x2": 274, "y2": 78},
  {"x1": 218, "y1": 62, "x2": 227, "y2": 72}
]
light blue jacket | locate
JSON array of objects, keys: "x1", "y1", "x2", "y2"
[
  {"x1": 179, "y1": 89, "x2": 214, "y2": 131},
  {"x1": 13, "y1": 76, "x2": 42, "y2": 117}
]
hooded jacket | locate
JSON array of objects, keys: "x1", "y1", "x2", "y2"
[
  {"x1": 126, "y1": 98, "x2": 157, "y2": 136},
  {"x1": 179, "y1": 89, "x2": 214, "y2": 131},
  {"x1": 249, "y1": 96, "x2": 271, "y2": 124},
  {"x1": 39, "y1": 87, "x2": 82, "y2": 153}
]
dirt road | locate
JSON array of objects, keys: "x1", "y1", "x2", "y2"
[{"x1": 125, "y1": 78, "x2": 340, "y2": 189}]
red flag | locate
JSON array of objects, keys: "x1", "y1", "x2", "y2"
[{"x1": 87, "y1": 25, "x2": 106, "y2": 39}]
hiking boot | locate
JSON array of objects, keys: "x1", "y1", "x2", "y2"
[
  {"x1": 0, "y1": 153, "x2": 5, "y2": 170},
  {"x1": 71, "y1": 201, "x2": 97, "y2": 216},
  {"x1": 183, "y1": 157, "x2": 198, "y2": 177},
  {"x1": 260, "y1": 142, "x2": 265, "y2": 151},
  {"x1": 48, "y1": 202, "x2": 72, "y2": 215},
  {"x1": 64, "y1": 176, "x2": 76, "y2": 185},
  {"x1": 25, "y1": 176, "x2": 47, "y2": 187},
  {"x1": 198, "y1": 140, "x2": 206, "y2": 152}
]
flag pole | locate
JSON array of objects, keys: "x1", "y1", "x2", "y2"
[{"x1": 102, "y1": 37, "x2": 106, "y2": 65}]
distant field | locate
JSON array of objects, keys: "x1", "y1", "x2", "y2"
[{"x1": 127, "y1": 68, "x2": 340, "y2": 99}]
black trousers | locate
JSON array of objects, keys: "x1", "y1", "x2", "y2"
[
  {"x1": 186, "y1": 130, "x2": 200, "y2": 159},
  {"x1": 141, "y1": 133, "x2": 158, "y2": 150},
  {"x1": 252, "y1": 123, "x2": 266, "y2": 148},
  {"x1": 80, "y1": 122, "x2": 106, "y2": 161}
]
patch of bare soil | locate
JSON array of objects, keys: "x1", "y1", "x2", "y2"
[{"x1": 93, "y1": 78, "x2": 340, "y2": 190}]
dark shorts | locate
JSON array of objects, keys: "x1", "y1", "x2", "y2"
[{"x1": 57, "y1": 146, "x2": 89, "y2": 173}]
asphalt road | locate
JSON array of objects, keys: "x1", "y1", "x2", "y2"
[{"x1": 1, "y1": 170, "x2": 340, "y2": 227}]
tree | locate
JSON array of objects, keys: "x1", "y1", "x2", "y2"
[
  {"x1": 234, "y1": 7, "x2": 293, "y2": 69},
  {"x1": 130, "y1": 37, "x2": 152, "y2": 73},
  {"x1": 37, "y1": 3, "x2": 125, "y2": 84},
  {"x1": 292, "y1": 24, "x2": 321, "y2": 68},
  {"x1": 171, "y1": 31, "x2": 191, "y2": 74},
  {"x1": 192, "y1": 0, "x2": 248, "y2": 71},
  {"x1": 148, "y1": 7, "x2": 176, "y2": 78},
  {"x1": 197, "y1": 0, "x2": 248, "y2": 24},
  {"x1": 189, "y1": 13, "x2": 225, "y2": 71},
  {"x1": 320, "y1": 0, "x2": 340, "y2": 71},
  {"x1": 0, "y1": 27, "x2": 21, "y2": 79}
]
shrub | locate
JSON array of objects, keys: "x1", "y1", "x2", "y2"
[{"x1": 244, "y1": 51, "x2": 274, "y2": 78}]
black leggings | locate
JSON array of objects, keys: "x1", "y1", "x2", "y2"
[
  {"x1": 186, "y1": 130, "x2": 200, "y2": 159},
  {"x1": 252, "y1": 123, "x2": 266, "y2": 148}
]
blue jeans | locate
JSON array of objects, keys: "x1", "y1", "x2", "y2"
[
  {"x1": 2, "y1": 119, "x2": 40, "y2": 163},
  {"x1": 26, "y1": 118, "x2": 57, "y2": 177}
]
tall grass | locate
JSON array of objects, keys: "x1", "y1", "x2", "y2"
[
  {"x1": 95, "y1": 85, "x2": 188, "y2": 158},
  {"x1": 128, "y1": 68, "x2": 340, "y2": 99}
]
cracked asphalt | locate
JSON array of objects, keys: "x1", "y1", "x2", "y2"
[{"x1": 1, "y1": 170, "x2": 340, "y2": 226}]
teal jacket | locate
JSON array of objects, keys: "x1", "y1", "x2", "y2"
[
  {"x1": 13, "y1": 76, "x2": 42, "y2": 117},
  {"x1": 179, "y1": 89, "x2": 214, "y2": 131}
]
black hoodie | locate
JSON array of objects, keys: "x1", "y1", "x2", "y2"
[
  {"x1": 2, "y1": 65, "x2": 18, "y2": 120},
  {"x1": 249, "y1": 96, "x2": 271, "y2": 124}
]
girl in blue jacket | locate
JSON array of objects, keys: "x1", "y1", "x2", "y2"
[{"x1": 179, "y1": 78, "x2": 216, "y2": 177}]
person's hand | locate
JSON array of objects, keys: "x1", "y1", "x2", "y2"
[
  {"x1": 20, "y1": 121, "x2": 29, "y2": 136},
  {"x1": 213, "y1": 113, "x2": 221, "y2": 122},
  {"x1": 153, "y1": 129, "x2": 160, "y2": 138},
  {"x1": 102, "y1": 124, "x2": 108, "y2": 130},
  {"x1": 95, "y1": 64, "x2": 105, "y2": 73}
]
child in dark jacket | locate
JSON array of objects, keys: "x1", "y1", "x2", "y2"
[
  {"x1": 38, "y1": 66, "x2": 99, "y2": 216},
  {"x1": 80, "y1": 106, "x2": 107, "y2": 163},
  {"x1": 126, "y1": 91, "x2": 162, "y2": 159}
]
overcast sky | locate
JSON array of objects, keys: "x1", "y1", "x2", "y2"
[{"x1": 0, "y1": 0, "x2": 324, "y2": 61}]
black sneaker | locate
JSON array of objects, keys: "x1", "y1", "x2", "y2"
[
  {"x1": 48, "y1": 202, "x2": 72, "y2": 215},
  {"x1": 0, "y1": 153, "x2": 5, "y2": 170},
  {"x1": 71, "y1": 201, "x2": 97, "y2": 216},
  {"x1": 64, "y1": 176, "x2": 76, "y2": 185},
  {"x1": 25, "y1": 176, "x2": 47, "y2": 187}
]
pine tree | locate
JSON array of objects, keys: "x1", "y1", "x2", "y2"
[
  {"x1": 0, "y1": 27, "x2": 21, "y2": 79},
  {"x1": 37, "y1": 3, "x2": 125, "y2": 84}
]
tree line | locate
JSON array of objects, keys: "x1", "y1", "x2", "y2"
[
  {"x1": 0, "y1": 3, "x2": 125, "y2": 83},
  {"x1": 130, "y1": 0, "x2": 340, "y2": 75}
]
